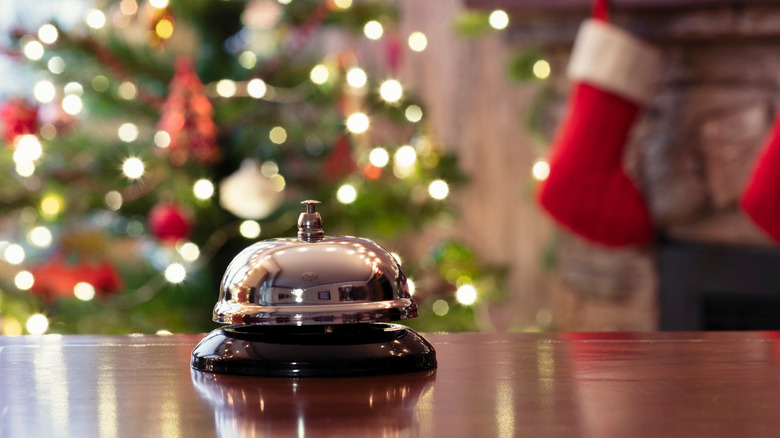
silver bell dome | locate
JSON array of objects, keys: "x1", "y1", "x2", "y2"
[{"x1": 213, "y1": 200, "x2": 418, "y2": 325}]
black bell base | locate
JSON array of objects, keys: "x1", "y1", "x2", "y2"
[{"x1": 190, "y1": 323, "x2": 437, "y2": 377}]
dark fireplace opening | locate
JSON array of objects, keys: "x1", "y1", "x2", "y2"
[
  {"x1": 702, "y1": 293, "x2": 780, "y2": 330},
  {"x1": 659, "y1": 240, "x2": 780, "y2": 331}
]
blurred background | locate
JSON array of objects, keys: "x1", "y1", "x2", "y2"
[{"x1": 1, "y1": 0, "x2": 778, "y2": 335}]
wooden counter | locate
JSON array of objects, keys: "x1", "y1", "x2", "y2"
[{"x1": 3, "y1": 331, "x2": 780, "y2": 437}]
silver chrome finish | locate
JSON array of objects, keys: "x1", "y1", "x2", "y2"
[
  {"x1": 297, "y1": 200, "x2": 324, "y2": 242},
  {"x1": 213, "y1": 201, "x2": 416, "y2": 325}
]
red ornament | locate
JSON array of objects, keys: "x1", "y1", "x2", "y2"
[
  {"x1": 0, "y1": 97, "x2": 38, "y2": 144},
  {"x1": 30, "y1": 258, "x2": 123, "y2": 302},
  {"x1": 324, "y1": 135, "x2": 357, "y2": 181},
  {"x1": 148, "y1": 202, "x2": 192, "y2": 243},
  {"x1": 157, "y1": 57, "x2": 220, "y2": 166}
]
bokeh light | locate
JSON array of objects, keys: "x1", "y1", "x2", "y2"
[{"x1": 337, "y1": 184, "x2": 357, "y2": 204}]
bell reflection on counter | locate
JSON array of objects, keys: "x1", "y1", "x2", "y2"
[
  {"x1": 191, "y1": 200, "x2": 437, "y2": 377},
  {"x1": 191, "y1": 369, "x2": 435, "y2": 437}
]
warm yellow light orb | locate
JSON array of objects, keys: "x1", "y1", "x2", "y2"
[
  {"x1": 369, "y1": 148, "x2": 390, "y2": 168},
  {"x1": 310, "y1": 64, "x2": 330, "y2": 85},
  {"x1": 164, "y1": 263, "x2": 186, "y2": 283},
  {"x1": 346, "y1": 67, "x2": 367, "y2": 88},
  {"x1": 346, "y1": 112, "x2": 369, "y2": 134},
  {"x1": 247, "y1": 78, "x2": 267, "y2": 98},
  {"x1": 337, "y1": 184, "x2": 357, "y2": 204},
  {"x1": 239, "y1": 220, "x2": 261, "y2": 239},
  {"x1": 379, "y1": 79, "x2": 403, "y2": 103},
  {"x1": 193, "y1": 179, "x2": 215, "y2": 200},
  {"x1": 38, "y1": 24, "x2": 59, "y2": 44},
  {"x1": 532, "y1": 159, "x2": 550, "y2": 181},
  {"x1": 216, "y1": 79, "x2": 237, "y2": 97},
  {"x1": 74, "y1": 282, "x2": 96, "y2": 301},
  {"x1": 488, "y1": 10, "x2": 509, "y2": 30},
  {"x1": 122, "y1": 157, "x2": 145, "y2": 179},
  {"x1": 26, "y1": 314, "x2": 49, "y2": 335},
  {"x1": 533, "y1": 59, "x2": 551, "y2": 80},
  {"x1": 408, "y1": 32, "x2": 428, "y2": 52},
  {"x1": 364, "y1": 21, "x2": 383, "y2": 40},
  {"x1": 428, "y1": 179, "x2": 450, "y2": 200},
  {"x1": 456, "y1": 284, "x2": 478, "y2": 305}
]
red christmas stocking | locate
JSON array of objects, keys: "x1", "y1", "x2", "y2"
[
  {"x1": 538, "y1": 18, "x2": 663, "y2": 247},
  {"x1": 741, "y1": 110, "x2": 780, "y2": 243}
]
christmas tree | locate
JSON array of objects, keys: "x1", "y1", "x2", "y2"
[{"x1": 0, "y1": 0, "x2": 506, "y2": 334}]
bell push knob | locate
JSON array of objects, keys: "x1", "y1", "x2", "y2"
[{"x1": 298, "y1": 200, "x2": 324, "y2": 242}]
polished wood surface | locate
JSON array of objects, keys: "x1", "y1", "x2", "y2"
[{"x1": 3, "y1": 331, "x2": 780, "y2": 437}]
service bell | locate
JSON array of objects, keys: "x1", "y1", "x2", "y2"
[{"x1": 191, "y1": 200, "x2": 437, "y2": 377}]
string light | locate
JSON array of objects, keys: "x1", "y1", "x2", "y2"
[
  {"x1": 405, "y1": 105, "x2": 423, "y2": 122},
  {"x1": 337, "y1": 184, "x2": 357, "y2": 204},
  {"x1": 105, "y1": 191, "x2": 123, "y2": 210},
  {"x1": 379, "y1": 79, "x2": 403, "y2": 103},
  {"x1": 120, "y1": 0, "x2": 139, "y2": 15},
  {"x1": 269, "y1": 126, "x2": 287, "y2": 144},
  {"x1": 156, "y1": 329, "x2": 173, "y2": 335},
  {"x1": 346, "y1": 67, "x2": 367, "y2": 88},
  {"x1": 408, "y1": 32, "x2": 428, "y2": 52},
  {"x1": 32, "y1": 81, "x2": 56, "y2": 103},
  {"x1": 85, "y1": 9, "x2": 107, "y2": 29},
  {"x1": 428, "y1": 180, "x2": 449, "y2": 200},
  {"x1": 117, "y1": 123, "x2": 139, "y2": 142},
  {"x1": 364, "y1": 21, "x2": 383, "y2": 40},
  {"x1": 155, "y1": 18, "x2": 174, "y2": 39},
  {"x1": 164, "y1": 263, "x2": 186, "y2": 283},
  {"x1": 395, "y1": 145, "x2": 417, "y2": 167},
  {"x1": 533, "y1": 59, "x2": 551, "y2": 79},
  {"x1": 37, "y1": 24, "x2": 59, "y2": 44},
  {"x1": 346, "y1": 112, "x2": 369, "y2": 133},
  {"x1": 432, "y1": 299, "x2": 449, "y2": 316},
  {"x1": 532, "y1": 159, "x2": 550, "y2": 181},
  {"x1": 247, "y1": 78, "x2": 267, "y2": 98},
  {"x1": 240, "y1": 220, "x2": 261, "y2": 239},
  {"x1": 14, "y1": 271, "x2": 35, "y2": 290},
  {"x1": 239, "y1": 51, "x2": 257, "y2": 69},
  {"x1": 489, "y1": 10, "x2": 509, "y2": 30},
  {"x1": 23, "y1": 41, "x2": 44, "y2": 60},
  {"x1": 13, "y1": 135, "x2": 43, "y2": 164},
  {"x1": 177, "y1": 242, "x2": 200, "y2": 262},
  {"x1": 260, "y1": 161, "x2": 279, "y2": 177},
  {"x1": 47, "y1": 56, "x2": 65, "y2": 74},
  {"x1": 73, "y1": 282, "x2": 96, "y2": 301},
  {"x1": 216, "y1": 79, "x2": 237, "y2": 97},
  {"x1": 333, "y1": 0, "x2": 352, "y2": 9},
  {"x1": 28, "y1": 226, "x2": 53, "y2": 248},
  {"x1": 407, "y1": 278, "x2": 416, "y2": 295},
  {"x1": 26, "y1": 314, "x2": 49, "y2": 335},
  {"x1": 369, "y1": 147, "x2": 390, "y2": 168},
  {"x1": 456, "y1": 284, "x2": 478, "y2": 305},
  {"x1": 64, "y1": 82, "x2": 83, "y2": 96},
  {"x1": 271, "y1": 174, "x2": 286, "y2": 191},
  {"x1": 310, "y1": 64, "x2": 330, "y2": 85},
  {"x1": 61, "y1": 95, "x2": 83, "y2": 115},
  {"x1": 40, "y1": 194, "x2": 64, "y2": 217},
  {"x1": 3, "y1": 318, "x2": 22, "y2": 335},
  {"x1": 16, "y1": 162, "x2": 35, "y2": 177},
  {"x1": 117, "y1": 81, "x2": 137, "y2": 100},
  {"x1": 122, "y1": 157, "x2": 145, "y2": 179},
  {"x1": 149, "y1": 0, "x2": 169, "y2": 8},
  {"x1": 92, "y1": 75, "x2": 109, "y2": 92},
  {"x1": 193, "y1": 179, "x2": 215, "y2": 200},
  {"x1": 154, "y1": 130, "x2": 171, "y2": 148},
  {"x1": 4, "y1": 244, "x2": 25, "y2": 265}
]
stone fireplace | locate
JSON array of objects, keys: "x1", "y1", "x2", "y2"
[{"x1": 467, "y1": 0, "x2": 780, "y2": 330}]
